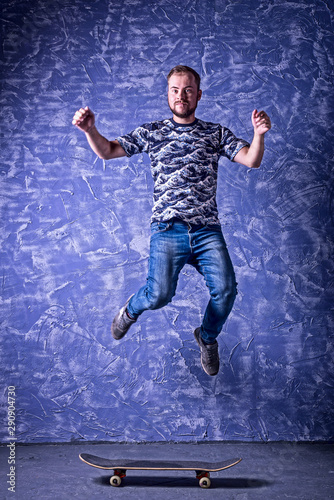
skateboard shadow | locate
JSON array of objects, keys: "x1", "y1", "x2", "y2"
[{"x1": 95, "y1": 474, "x2": 271, "y2": 489}]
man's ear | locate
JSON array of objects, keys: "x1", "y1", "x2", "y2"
[{"x1": 197, "y1": 89, "x2": 202, "y2": 102}]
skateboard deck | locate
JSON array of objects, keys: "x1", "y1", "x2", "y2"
[{"x1": 79, "y1": 452, "x2": 242, "y2": 488}]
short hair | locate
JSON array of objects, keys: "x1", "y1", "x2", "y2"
[{"x1": 167, "y1": 65, "x2": 201, "y2": 90}]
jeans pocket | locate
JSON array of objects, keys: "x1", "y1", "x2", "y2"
[{"x1": 151, "y1": 221, "x2": 172, "y2": 235}]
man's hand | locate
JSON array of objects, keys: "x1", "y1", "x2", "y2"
[
  {"x1": 234, "y1": 109, "x2": 271, "y2": 168},
  {"x1": 251, "y1": 109, "x2": 271, "y2": 136},
  {"x1": 72, "y1": 106, "x2": 126, "y2": 160},
  {"x1": 72, "y1": 106, "x2": 95, "y2": 133}
]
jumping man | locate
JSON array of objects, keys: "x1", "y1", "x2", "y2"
[{"x1": 72, "y1": 65, "x2": 271, "y2": 376}]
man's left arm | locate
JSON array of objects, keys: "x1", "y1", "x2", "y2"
[{"x1": 234, "y1": 109, "x2": 271, "y2": 169}]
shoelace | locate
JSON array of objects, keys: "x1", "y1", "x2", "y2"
[
  {"x1": 119, "y1": 310, "x2": 131, "y2": 330},
  {"x1": 204, "y1": 343, "x2": 218, "y2": 363}
]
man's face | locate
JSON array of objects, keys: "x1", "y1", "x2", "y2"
[{"x1": 167, "y1": 72, "x2": 202, "y2": 122}]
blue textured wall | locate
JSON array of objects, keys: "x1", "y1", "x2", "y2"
[{"x1": 1, "y1": 0, "x2": 333, "y2": 443}]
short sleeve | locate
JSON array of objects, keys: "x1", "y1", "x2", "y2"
[
  {"x1": 116, "y1": 125, "x2": 151, "y2": 157},
  {"x1": 219, "y1": 127, "x2": 250, "y2": 160}
]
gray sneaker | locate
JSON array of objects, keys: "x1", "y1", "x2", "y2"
[
  {"x1": 111, "y1": 295, "x2": 137, "y2": 340},
  {"x1": 194, "y1": 327, "x2": 219, "y2": 376}
]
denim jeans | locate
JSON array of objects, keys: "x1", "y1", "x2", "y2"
[{"x1": 127, "y1": 219, "x2": 237, "y2": 343}]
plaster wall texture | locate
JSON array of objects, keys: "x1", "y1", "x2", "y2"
[{"x1": 1, "y1": 0, "x2": 333, "y2": 443}]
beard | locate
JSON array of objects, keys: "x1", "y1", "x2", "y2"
[{"x1": 168, "y1": 100, "x2": 198, "y2": 119}]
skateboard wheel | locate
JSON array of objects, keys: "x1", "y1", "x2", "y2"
[
  {"x1": 110, "y1": 475, "x2": 122, "y2": 487},
  {"x1": 199, "y1": 476, "x2": 211, "y2": 488}
]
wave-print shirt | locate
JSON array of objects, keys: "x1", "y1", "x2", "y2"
[{"x1": 117, "y1": 118, "x2": 249, "y2": 225}]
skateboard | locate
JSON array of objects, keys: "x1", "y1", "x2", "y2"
[{"x1": 79, "y1": 452, "x2": 242, "y2": 488}]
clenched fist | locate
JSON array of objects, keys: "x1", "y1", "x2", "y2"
[
  {"x1": 72, "y1": 106, "x2": 95, "y2": 133},
  {"x1": 251, "y1": 109, "x2": 271, "y2": 136}
]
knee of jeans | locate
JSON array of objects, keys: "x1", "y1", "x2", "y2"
[
  {"x1": 145, "y1": 289, "x2": 173, "y2": 310},
  {"x1": 212, "y1": 281, "x2": 237, "y2": 306}
]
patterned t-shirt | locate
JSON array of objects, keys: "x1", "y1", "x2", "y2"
[{"x1": 116, "y1": 118, "x2": 249, "y2": 225}]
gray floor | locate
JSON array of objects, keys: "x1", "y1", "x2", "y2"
[{"x1": 0, "y1": 441, "x2": 333, "y2": 499}]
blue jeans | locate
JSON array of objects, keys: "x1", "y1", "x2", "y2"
[{"x1": 127, "y1": 219, "x2": 237, "y2": 343}]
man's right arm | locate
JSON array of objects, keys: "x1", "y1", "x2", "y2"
[{"x1": 72, "y1": 106, "x2": 127, "y2": 160}]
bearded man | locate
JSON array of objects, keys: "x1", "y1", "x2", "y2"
[{"x1": 72, "y1": 65, "x2": 271, "y2": 376}]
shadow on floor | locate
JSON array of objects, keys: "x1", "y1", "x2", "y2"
[{"x1": 95, "y1": 474, "x2": 272, "y2": 489}]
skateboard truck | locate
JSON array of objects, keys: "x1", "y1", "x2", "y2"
[
  {"x1": 195, "y1": 470, "x2": 211, "y2": 488},
  {"x1": 110, "y1": 469, "x2": 126, "y2": 487}
]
